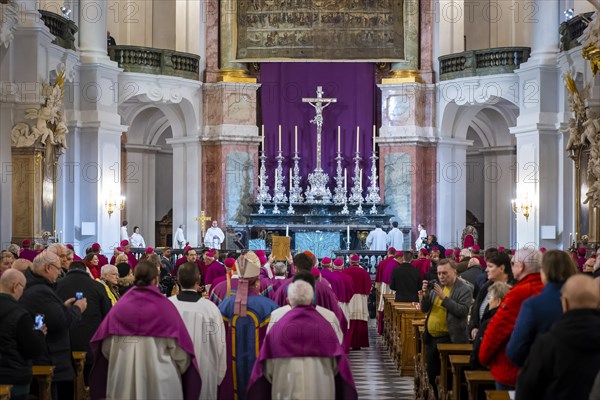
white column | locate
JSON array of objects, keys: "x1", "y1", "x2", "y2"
[
  {"x1": 13, "y1": 0, "x2": 43, "y2": 28},
  {"x1": 480, "y1": 147, "x2": 516, "y2": 248},
  {"x1": 436, "y1": 138, "x2": 472, "y2": 248},
  {"x1": 529, "y1": 0, "x2": 560, "y2": 64},
  {"x1": 167, "y1": 137, "x2": 202, "y2": 247},
  {"x1": 78, "y1": 0, "x2": 111, "y2": 63}
]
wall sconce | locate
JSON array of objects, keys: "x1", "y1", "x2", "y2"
[
  {"x1": 105, "y1": 193, "x2": 125, "y2": 217},
  {"x1": 512, "y1": 195, "x2": 533, "y2": 221}
]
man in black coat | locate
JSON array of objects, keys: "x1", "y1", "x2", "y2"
[
  {"x1": 56, "y1": 260, "x2": 111, "y2": 384},
  {"x1": 516, "y1": 274, "x2": 600, "y2": 400},
  {"x1": 0, "y1": 269, "x2": 46, "y2": 400},
  {"x1": 389, "y1": 251, "x2": 421, "y2": 302},
  {"x1": 19, "y1": 251, "x2": 88, "y2": 400}
]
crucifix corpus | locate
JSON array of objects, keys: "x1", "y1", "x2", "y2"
[
  {"x1": 195, "y1": 210, "x2": 211, "y2": 241},
  {"x1": 302, "y1": 86, "x2": 337, "y2": 171}
]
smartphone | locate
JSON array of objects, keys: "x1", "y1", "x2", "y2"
[
  {"x1": 34, "y1": 314, "x2": 44, "y2": 330},
  {"x1": 75, "y1": 292, "x2": 83, "y2": 300}
]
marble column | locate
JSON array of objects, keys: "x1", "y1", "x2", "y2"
[
  {"x1": 78, "y1": 0, "x2": 110, "y2": 63},
  {"x1": 530, "y1": 0, "x2": 560, "y2": 64},
  {"x1": 218, "y1": 0, "x2": 254, "y2": 82},
  {"x1": 387, "y1": 0, "x2": 422, "y2": 83},
  {"x1": 167, "y1": 137, "x2": 202, "y2": 247},
  {"x1": 480, "y1": 146, "x2": 516, "y2": 248},
  {"x1": 12, "y1": 0, "x2": 43, "y2": 28}
]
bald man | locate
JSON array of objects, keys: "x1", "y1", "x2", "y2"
[
  {"x1": 12, "y1": 258, "x2": 32, "y2": 272},
  {"x1": 516, "y1": 274, "x2": 600, "y2": 400},
  {"x1": 0, "y1": 269, "x2": 46, "y2": 400}
]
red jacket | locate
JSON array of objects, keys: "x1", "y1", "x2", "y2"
[{"x1": 479, "y1": 273, "x2": 543, "y2": 386}]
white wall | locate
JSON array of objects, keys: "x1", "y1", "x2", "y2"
[{"x1": 155, "y1": 151, "x2": 173, "y2": 220}]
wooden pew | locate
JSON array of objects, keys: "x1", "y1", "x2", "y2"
[
  {"x1": 437, "y1": 343, "x2": 473, "y2": 400},
  {"x1": 72, "y1": 351, "x2": 87, "y2": 400},
  {"x1": 393, "y1": 303, "x2": 424, "y2": 376},
  {"x1": 0, "y1": 385, "x2": 12, "y2": 400},
  {"x1": 449, "y1": 354, "x2": 470, "y2": 400},
  {"x1": 485, "y1": 390, "x2": 511, "y2": 400},
  {"x1": 382, "y1": 294, "x2": 395, "y2": 349},
  {"x1": 465, "y1": 370, "x2": 495, "y2": 400},
  {"x1": 32, "y1": 365, "x2": 55, "y2": 400}
]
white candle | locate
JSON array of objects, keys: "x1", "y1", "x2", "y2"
[
  {"x1": 359, "y1": 169, "x2": 362, "y2": 190},
  {"x1": 338, "y1": 126, "x2": 341, "y2": 153},
  {"x1": 344, "y1": 168, "x2": 347, "y2": 191},
  {"x1": 356, "y1": 126, "x2": 360, "y2": 153},
  {"x1": 286, "y1": 225, "x2": 289, "y2": 237},
  {"x1": 569, "y1": 232, "x2": 573, "y2": 243},
  {"x1": 278, "y1": 125, "x2": 282, "y2": 152},
  {"x1": 347, "y1": 225, "x2": 350, "y2": 245},
  {"x1": 261, "y1": 124, "x2": 264, "y2": 148},
  {"x1": 289, "y1": 167, "x2": 293, "y2": 192},
  {"x1": 294, "y1": 126, "x2": 298, "y2": 153},
  {"x1": 275, "y1": 169, "x2": 278, "y2": 188},
  {"x1": 373, "y1": 125, "x2": 376, "y2": 150}
]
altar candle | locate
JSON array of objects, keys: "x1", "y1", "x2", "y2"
[
  {"x1": 338, "y1": 126, "x2": 341, "y2": 153},
  {"x1": 261, "y1": 124, "x2": 264, "y2": 148},
  {"x1": 289, "y1": 167, "x2": 293, "y2": 192},
  {"x1": 359, "y1": 169, "x2": 362, "y2": 190},
  {"x1": 356, "y1": 126, "x2": 360, "y2": 153},
  {"x1": 278, "y1": 125, "x2": 282, "y2": 152},
  {"x1": 373, "y1": 125, "x2": 376, "y2": 150},
  {"x1": 286, "y1": 225, "x2": 289, "y2": 237},
  {"x1": 275, "y1": 169, "x2": 278, "y2": 188},
  {"x1": 569, "y1": 232, "x2": 572, "y2": 244},
  {"x1": 347, "y1": 225, "x2": 350, "y2": 245},
  {"x1": 344, "y1": 168, "x2": 347, "y2": 191},
  {"x1": 294, "y1": 126, "x2": 298, "y2": 153}
]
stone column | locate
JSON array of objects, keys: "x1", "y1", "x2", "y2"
[
  {"x1": 530, "y1": 0, "x2": 560, "y2": 63},
  {"x1": 12, "y1": 0, "x2": 43, "y2": 28},
  {"x1": 218, "y1": 0, "x2": 254, "y2": 82},
  {"x1": 78, "y1": 0, "x2": 110, "y2": 63},
  {"x1": 167, "y1": 137, "x2": 202, "y2": 247}
]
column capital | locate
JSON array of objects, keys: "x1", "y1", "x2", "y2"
[{"x1": 437, "y1": 137, "x2": 473, "y2": 149}]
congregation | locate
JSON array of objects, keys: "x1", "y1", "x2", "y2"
[{"x1": 0, "y1": 233, "x2": 599, "y2": 400}]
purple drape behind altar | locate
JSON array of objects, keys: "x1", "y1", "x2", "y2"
[{"x1": 259, "y1": 62, "x2": 376, "y2": 193}]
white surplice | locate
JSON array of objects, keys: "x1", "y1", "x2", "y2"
[
  {"x1": 169, "y1": 295, "x2": 227, "y2": 400},
  {"x1": 174, "y1": 228, "x2": 187, "y2": 249},
  {"x1": 130, "y1": 232, "x2": 146, "y2": 248},
  {"x1": 386, "y1": 227, "x2": 404, "y2": 249},
  {"x1": 203, "y1": 227, "x2": 225, "y2": 248},
  {"x1": 267, "y1": 305, "x2": 343, "y2": 345},
  {"x1": 366, "y1": 228, "x2": 387, "y2": 251},
  {"x1": 120, "y1": 226, "x2": 129, "y2": 242},
  {"x1": 265, "y1": 357, "x2": 338, "y2": 400},
  {"x1": 101, "y1": 336, "x2": 191, "y2": 400}
]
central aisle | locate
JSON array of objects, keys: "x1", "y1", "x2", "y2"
[{"x1": 347, "y1": 319, "x2": 415, "y2": 399}]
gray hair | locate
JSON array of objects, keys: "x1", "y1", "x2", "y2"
[
  {"x1": 47, "y1": 243, "x2": 67, "y2": 256},
  {"x1": 7, "y1": 244, "x2": 20, "y2": 255},
  {"x1": 31, "y1": 251, "x2": 59, "y2": 273},
  {"x1": 460, "y1": 248, "x2": 471, "y2": 258},
  {"x1": 288, "y1": 280, "x2": 314, "y2": 307},
  {"x1": 488, "y1": 281, "x2": 511, "y2": 301},
  {"x1": 101, "y1": 264, "x2": 118, "y2": 278},
  {"x1": 513, "y1": 248, "x2": 542, "y2": 274},
  {"x1": 273, "y1": 262, "x2": 287, "y2": 276}
]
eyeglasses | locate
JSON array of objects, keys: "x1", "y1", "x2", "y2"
[{"x1": 48, "y1": 264, "x2": 62, "y2": 273}]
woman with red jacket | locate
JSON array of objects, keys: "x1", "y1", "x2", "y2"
[{"x1": 479, "y1": 248, "x2": 544, "y2": 390}]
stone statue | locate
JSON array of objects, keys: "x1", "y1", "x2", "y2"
[
  {"x1": 0, "y1": 1, "x2": 18, "y2": 49},
  {"x1": 10, "y1": 123, "x2": 37, "y2": 147}
]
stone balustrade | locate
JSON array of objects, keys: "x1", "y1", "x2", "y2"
[
  {"x1": 108, "y1": 45, "x2": 200, "y2": 80},
  {"x1": 438, "y1": 47, "x2": 531, "y2": 81},
  {"x1": 560, "y1": 12, "x2": 594, "y2": 51},
  {"x1": 39, "y1": 9, "x2": 78, "y2": 51}
]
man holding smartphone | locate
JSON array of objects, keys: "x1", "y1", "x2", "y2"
[
  {"x1": 0, "y1": 269, "x2": 46, "y2": 400},
  {"x1": 420, "y1": 258, "x2": 473, "y2": 395}
]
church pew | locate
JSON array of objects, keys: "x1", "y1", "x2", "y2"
[
  {"x1": 437, "y1": 343, "x2": 473, "y2": 400},
  {"x1": 0, "y1": 385, "x2": 11, "y2": 400},
  {"x1": 449, "y1": 354, "x2": 470, "y2": 400},
  {"x1": 72, "y1": 351, "x2": 87, "y2": 400},
  {"x1": 392, "y1": 303, "x2": 424, "y2": 376},
  {"x1": 465, "y1": 370, "x2": 495, "y2": 400},
  {"x1": 391, "y1": 302, "x2": 411, "y2": 364},
  {"x1": 32, "y1": 365, "x2": 55, "y2": 400},
  {"x1": 485, "y1": 390, "x2": 511, "y2": 400},
  {"x1": 382, "y1": 294, "x2": 395, "y2": 349}
]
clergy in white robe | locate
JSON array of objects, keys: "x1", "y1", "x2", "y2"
[
  {"x1": 169, "y1": 262, "x2": 226, "y2": 400},
  {"x1": 415, "y1": 224, "x2": 428, "y2": 250},
  {"x1": 387, "y1": 221, "x2": 404, "y2": 249},
  {"x1": 130, "y1": 226, "x2": 146, "y2": 248},
  {"x1": 174, "y1": 224, "x2": 187, "y2": 249},
  {"x1": 120, "y1": 221, "x2": 129, "y2": 242},
  {"x1": 247, "y1": 278, "x2": 358, "y2": 400},
  {"x1": 366, "y1": 225, "x2": 387, "y2": 251},
  {"x1": 89, "y1": 261, "x2": 201, "y2": 400},
  {"x1": 203, "y1": 221, "x2": 225, "y2": 248}
]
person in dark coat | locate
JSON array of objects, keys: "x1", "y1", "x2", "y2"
[
  {"x1": 0, "y1": 269, "x2": 47, "y2": 400},
  {"x1": 19, "y1": 251, "x2": 88, "y2": 400},
  {"x1": 470, "y1": 281, "x2": 511, "y2": 369},
  {"x1": 389, "y1": 251, "x2": 421, "y2": 302},
  {"x1": 460, "y1": 257, "x2": 485, "y2": 298},
  {"x1": 516, "y1": 274, "x2": 600, "y2": 400},
  {"x1": 56, "y1": 260, "x2": 112, "y2": 384}
]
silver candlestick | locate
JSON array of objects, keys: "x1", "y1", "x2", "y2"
[
  {"x1": 273, "y1": 202, "x2": 281, "y2": 214},
  {"x1": 333, "y1": 152, "x2": 346, "y2": 204},
  {"x1": 365, "y1": 152, "x2": 381, "y2": 214},
  {"x1": 257, "y1": 151, "x2": 271, "y2": 214},
  {"x1": 356, "y1": 197, "x2": 364, "y2": 215},
  {"x1": 289, "y1": 152, "x2": 304, "y2": 203},
  {"x1": 348, "y1": 152, "x2": 363, "y2": 205},
  {"x1": 340, "y1": 197, "x2": 350, "y2": 215},
  {"x1": 272, "y1": 151, "x2": 288, "y2": 203},
  {"x1": 287, "y1": 195, "x2": 295, "y2": 214}
]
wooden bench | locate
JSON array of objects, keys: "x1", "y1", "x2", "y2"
[
  {"x1": 465, "y1": 370, "x2": 495, "y2": 400},
  {"x1": 437, "y1": 343, "x2": 473, "y2": 400},
  {"x1": 485, "y1": 390, "x2": 511, "y2": 400},
  {"x1": 72, "y1": 351, "x2": 87, "y2": 400},
  {"x1": 449, "y1": 354, "x2": 470, "y2": 400},
  {"x1": 32, "y1": 365, "x2": 55, "y2": 400},
  {"x1": 0, "y1": 385, "x2": 12, "y2": 400}
]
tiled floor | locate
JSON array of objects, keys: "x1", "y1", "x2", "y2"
[{"x1": 348, "y1": 319, "x2": 415, "y2": 399}]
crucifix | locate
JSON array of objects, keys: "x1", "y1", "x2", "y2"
[
  {"x1": 302, "y1": 86, "x2": 337, "y2": 171},
  {"x1": 195, "y1": 210, "x2": 211, "y2": 241}
]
